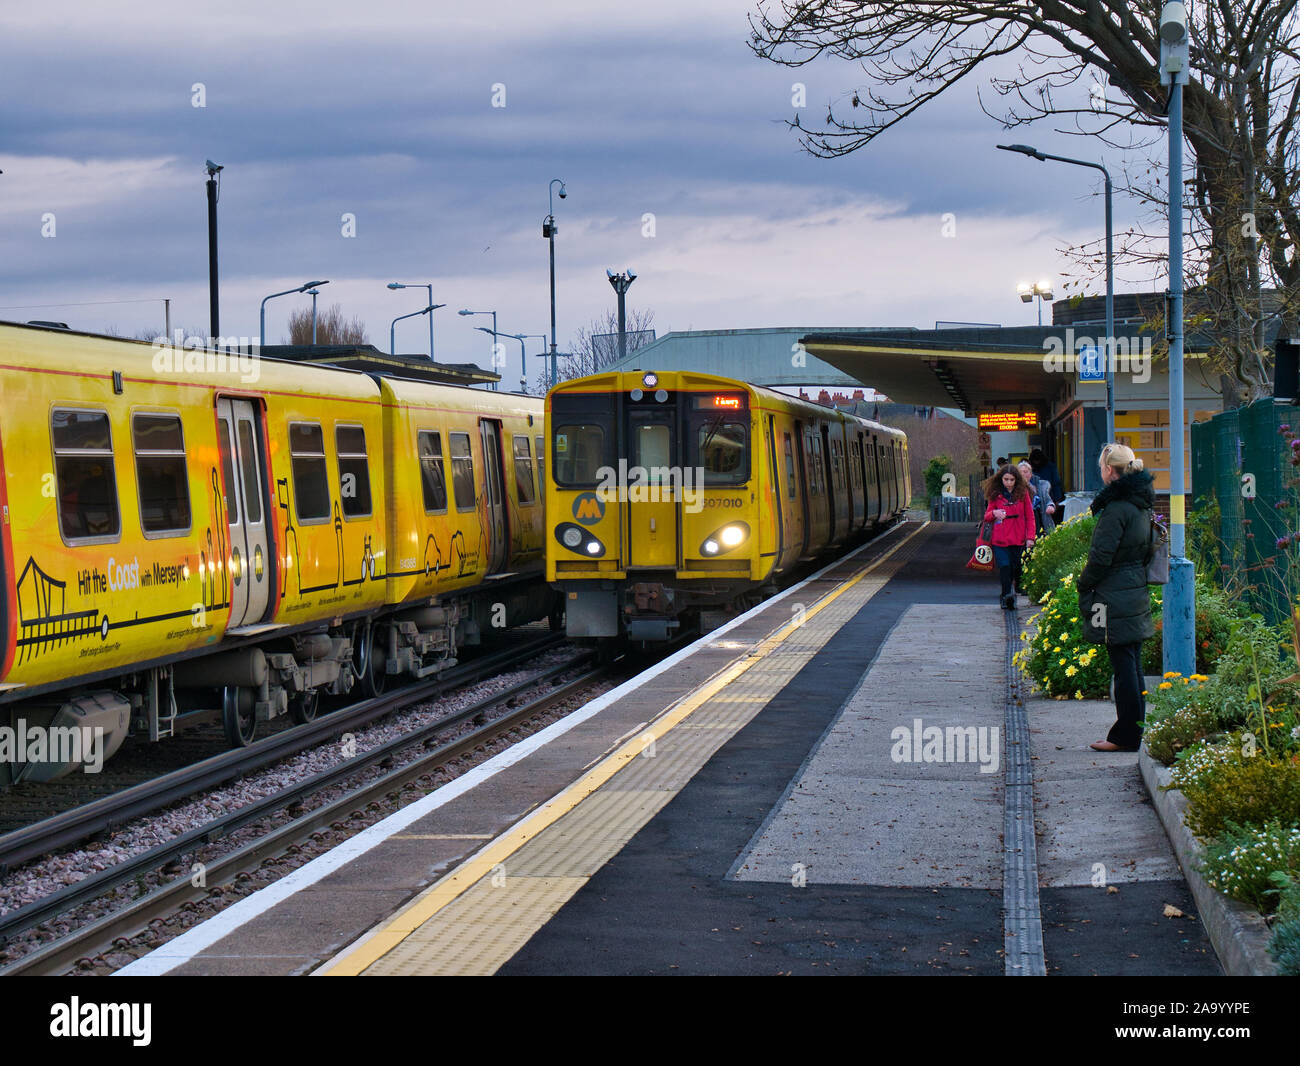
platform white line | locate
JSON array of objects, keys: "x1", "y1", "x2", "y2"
[{"x1": 116, "y1": 520, "x2": 922, "y2": 976}]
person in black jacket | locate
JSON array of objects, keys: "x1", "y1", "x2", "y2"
[{"x1": 1076, "y1": 444, "x2": 1156, "y2": 752}]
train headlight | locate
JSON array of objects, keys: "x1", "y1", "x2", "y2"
[
  {"x1": 699, "y1": 521, "x2": 749, "y2": 557},
  {"x1": 642, "y1": 372, "x2": 658, "y2": 388},
  {"x1": 555, "y1": 522, "x2": 605, "y2": 558}
]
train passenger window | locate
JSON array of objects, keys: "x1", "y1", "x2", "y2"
[
  {"x1": 513, "y1": 435, "x2": 536, "y2": 505},
  {"x1": 335, "y1": 424, "x2": 372, "y2": 518},
  {"x1": 289, "y1": 422, "x2": 330, "y2": 522},
  {"x1": 783, "y1": 434, "x2": 795, "y2": 498},
  {"x1": 217, "y1": 417, "x2": 238, "y2": 524},
  {"x1": 535, "y1": 435, "x2": 545, "y2": 489},
  {"x1": 418, "y1": 431, "x2": 447, "y2": 513},
  {"x1": 450, "y1": 432, "x2": 476, "y2": 511},
  {"x1": 133, "y1": 413, "x2": 191, "y2": 536},
  {"x1": 52, "y1": 408, "x2": 120, "y2": 542}
]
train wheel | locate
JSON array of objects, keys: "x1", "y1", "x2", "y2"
[
  {"x1": 290, "y1": 688, "x2": 320, "y2": 724},
  {"x1": 355, "y1": 622, "x2": 387, "y2": 698},
  {"x1": 547, "y1": 595, "x2": 565, "y2": 632},
  {"x1": 222, "y1": 686, "x2": 257, "y2": 747}
]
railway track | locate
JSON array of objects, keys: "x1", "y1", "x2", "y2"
[{"x1": 0, "y1": 647, "x2": 616, "y2": 975}]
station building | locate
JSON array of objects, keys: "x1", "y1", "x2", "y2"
[{"x1": 605, "y1": 295, "x2": 1287, "y2": 496}]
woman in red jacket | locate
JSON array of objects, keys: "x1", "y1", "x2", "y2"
[{"x1": 981, "y1": 463, "x2": 1036, "y2": 609}]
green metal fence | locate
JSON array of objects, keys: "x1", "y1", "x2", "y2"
[{"x1": 1193, "y1": 399, "x2": 1300, "y2": 624}]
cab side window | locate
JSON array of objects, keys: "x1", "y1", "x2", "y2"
[{"x1": 53, "y1": 409, "x2": 121, "y2": 542}]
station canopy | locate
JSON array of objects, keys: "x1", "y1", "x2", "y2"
[{"x1": 799, "y1": 327, "x2": 1076, "y2": 416}]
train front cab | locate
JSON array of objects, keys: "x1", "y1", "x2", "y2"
[{"x1": 548, "y1": 372, "x2": 777, "y2": 641}]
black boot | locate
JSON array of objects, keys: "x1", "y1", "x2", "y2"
[{"x1": 998, "y1": 565, "x2": 1013, "y2": 608}]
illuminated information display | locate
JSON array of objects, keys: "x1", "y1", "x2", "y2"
[{"x1": 977, "y1": 411, "x2": 1039, "y2": 430}]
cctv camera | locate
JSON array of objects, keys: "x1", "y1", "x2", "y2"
[
  {"x1": 1160, "y1": 2, "x2": 1187, "y2": 44},
  {"x1": 205, "y1": 159, "x2": 223, "y2": 172}
]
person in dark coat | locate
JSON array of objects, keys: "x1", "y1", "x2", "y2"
[
  {"x1": 980, "y1": 464, "x2": 1036, "y2": 609},
  {"x1": 1076, "y1": 444, "x2": 1156, "y2": 752},
  {"x1": 1018, "y1": 460, "x2": 1056, "y2": 537},
  {"x1": 1029, "y1": 448, "x2": 1064, "y2": 505}
]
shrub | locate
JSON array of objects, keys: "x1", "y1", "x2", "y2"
[
  {"x1": 1144, "y1": 701, "x2": 1218, "y2": 765},
  {"x1": 1021, "y1": 514, "x2": 1095, "y2": 601},
  {"x1": 1268, "y1": 875, "x2": 1300, "y2": 975},
  {"x1": 923, "y1": 455, "x2": 952, "y2": 498},
  {"x1": 1015, "y1": 576, "x2": 1110, "y2": 698},
  {"x1": 1199, "y1": 820, "x2": 1300, "y2": 912},
  {"x1": 1180, "y1": 751, "x2": 1300, "y2": 840}
]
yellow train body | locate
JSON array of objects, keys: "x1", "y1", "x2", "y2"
[{"x1": 0, "y1": 323, "x2": 550, "y2": 778}]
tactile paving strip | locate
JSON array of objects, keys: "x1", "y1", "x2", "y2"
[{"x1": 341, "y1": 529, "x2": 926, "y2": 976}]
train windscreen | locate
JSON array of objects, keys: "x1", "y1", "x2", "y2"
[{"x1": 552, "y1": 393, "x2": 616, "y2": 487}]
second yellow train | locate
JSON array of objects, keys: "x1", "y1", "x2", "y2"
[{"x1": 545, "y1": 369, "x2": 910, "y2": 641}]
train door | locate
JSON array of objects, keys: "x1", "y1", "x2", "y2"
[
  {"x1": 793, "y1": 420, "x2": 811, "y2": 556},
  {"x1": 765, "y1": 415, "x2": 784, "y2": 561},
  {"x1": 819, "y1": 424, "x2": 836, "y2": 531},
  {"x1": 216, "y1": 398, "x2": 271, "y2": 629},
  {"x1": 626, "y1": 403, "x2": 677, "y2": 568},
  {"x1": 479, "y1": 419, "x2": 508, "y2": 573}
]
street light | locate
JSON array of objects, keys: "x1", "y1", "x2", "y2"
[
  {"x1": 543, "y1": 178, "x2": 566, "y2": 390},
  {"x1": 1161, "y1": 0, "x2": 1194, "y2": 677},
  {"x1": 606, "y1": 269, "x2": 637, "y2": 361},
  {"x1": 476, "y1": 327, "x2": 534, "y2": 392},
  {"x1": 205, "y1": 161, "x2": 222, "y2": 339},
  {"x1": 998, "y1": 142, "x2": 1115, "y2": 443},
  {"x1": 1015, "y1": 278, "x2": 1054, "y2": 327},
  {"x1": 391, "y1": 303, "x2": 446, "y2": 357},
  {"x1": 306, "y1": 288, "x2": 320, "y2": 344},
  {"x1": 459, "y1": 308, "x2": 499, "y2": 389},
  {"x1": 388, "y1": 282, "x2": 437, "y2": 358},
  {"x1": 260, "y1": 280, "x2": 328, "y2": 347}
]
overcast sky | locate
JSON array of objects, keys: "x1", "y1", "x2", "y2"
[{"x1": 0, "y1": 0, "x2": 1167, "y2": 380}]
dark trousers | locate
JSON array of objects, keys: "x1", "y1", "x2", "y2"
[
  {"x1": 993, "y1": 545, "x2": 1023, "y2": 598},
  {"x1": 1105, "y1": 642, "x2": 1146, "y2": 749}
]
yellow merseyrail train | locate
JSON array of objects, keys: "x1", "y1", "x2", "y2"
[
  {"x1": 545, "y1": 369, "x2": 910, "y2": 641},
  {"x1": 0, "y1": 322, "x2": 554, "y2": 783}
]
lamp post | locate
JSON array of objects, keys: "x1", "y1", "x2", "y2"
[
  {"x1": 260, "y1": 280, "x2": 328, "y2": 347},
  {"x1": 459, "y1": 308, "x2": 499, "y2": 389},
  {"x1": 543, "y1": 178, "x2": 566, "y2": 391},
  {"x1": 205, "y1": 161, "x2": 223, "y2": 339},
  {"x1": 1015, "y1": 278, "x2": 1054, "y2": 328},
  {"x1": 1161, "y1": 1, "x2": 1194, "y2": 677},
  {"x1": 388, "y1": 282, "x2": 436, "y2": 358},
  {"x1": 391, "y1": 304, "x2": 445, "y2": 356},
  {"x1": 476, "y1": 327, "x2": 533, "y2": 392},
  {"x1": 998, "y1": 143, "x2": 1115, "y2": 443},
  {"x1": 606, "y1": 269, "x2": 637, "y2": 361},
  {"x1": 518, "y1": 333, "x2": 548, "y2": 391},
  {"x1": 306, "y1": 288, "x2": 320, "y2": 344}
]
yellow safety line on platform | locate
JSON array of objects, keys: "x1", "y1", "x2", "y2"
[{"x1": 319, "y1": 521, "x2": 929, "y2": 976}]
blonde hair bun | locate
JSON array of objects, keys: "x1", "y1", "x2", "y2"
[{"x1": 1099, "y1": 442, "x2": 1144, "y2": 474}]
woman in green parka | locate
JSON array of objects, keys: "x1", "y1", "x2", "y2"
[{"x1": 1076, "y1": 443, "x2": 1156, "y2": 753}]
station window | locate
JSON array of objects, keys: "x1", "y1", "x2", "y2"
[
  {"x1": 335, "y1": 424, "x2": 372, "y2": 518},
  {"x1": 52, "y1": 408, "x2": 120, "y2": 542},
  {"x1": 289, "y1": 421, "x2": 330, "y2": 522},
  {"x1": 418, "y1": 431, "x2": 447, "y2": 513},
  {"x1": 449, "y1": 432, "x2": 476, "y2": 512},
  {"x1": 133, "y1": 412, "x2": 191, "y2": 536},
  {"x1": 513, "y1": 435, "x2": 536, "y2": 505}
]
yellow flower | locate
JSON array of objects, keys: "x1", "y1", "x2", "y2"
[
  {"x1": 1074, "y1": 690, "x2": 1083, "y2": 699},
  {"x1": 1053, "y1": 645, "x2": 1061, "y2": 652},
  {"x1": 1059, "y1": 657, "x2": 1067, "y2": 666},
  {"x1": 1141, "y1": 690, "x2": 1148, "y2": 695},
  {"x1": 1071, "y1": 616, "x2": 1079, "y2": 623},
  {"x1": 1158, "y1": 681, "x2": 1172, "y2": 689},
  {"x1": 1163, "y1": 671, "x2": 1181, "y2": 678},
  {"x1": 1065, "y1": 666, "x2": 1077, "y2": 677}
]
